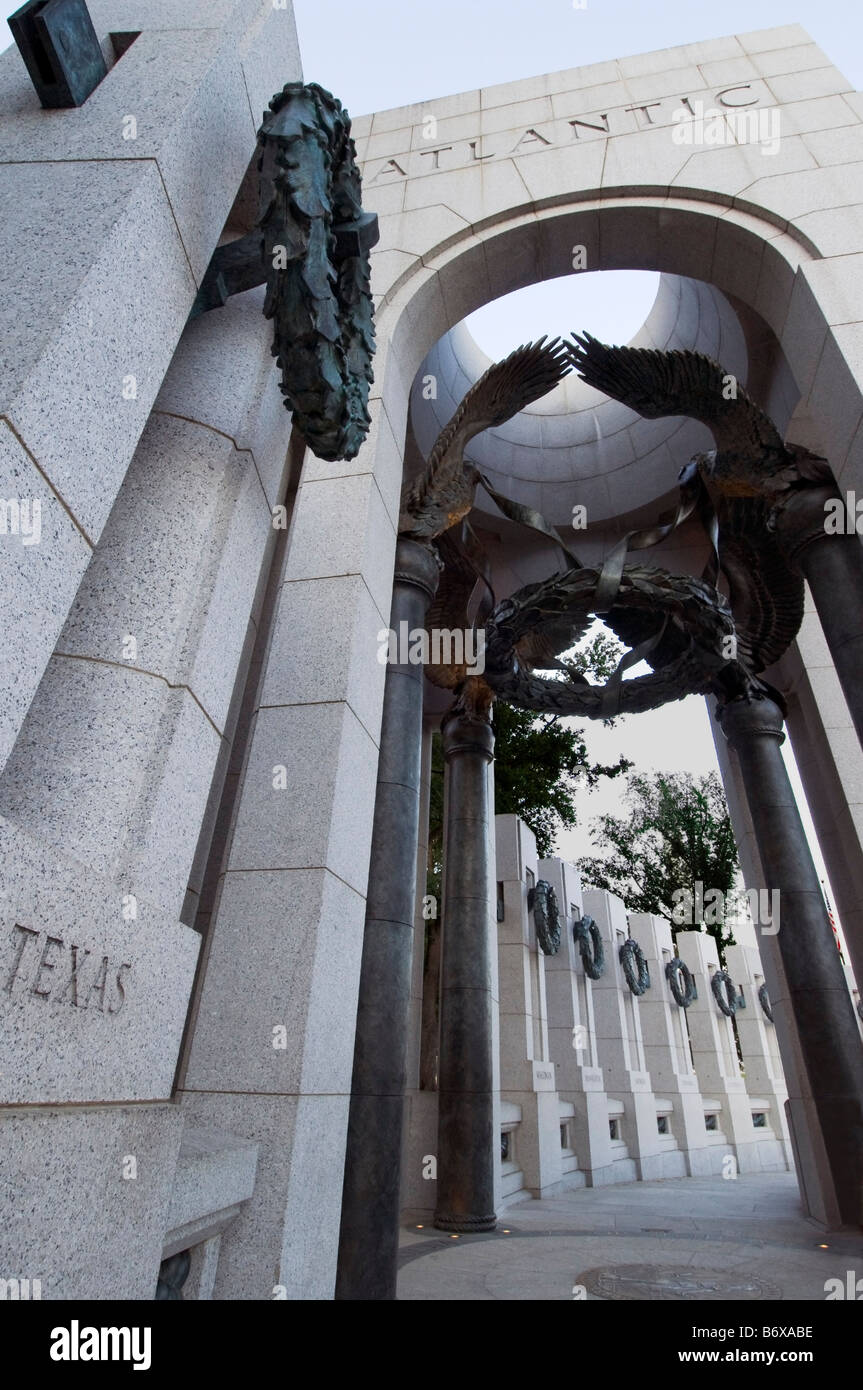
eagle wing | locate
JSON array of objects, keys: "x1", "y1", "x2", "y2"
[
  {"x1": 715, "y1": 498, "x2": 804, "y2": 674},
  {"x1": 570, "y1": 333, "x2": 784, "y2": 455},
  {"x1": 400, "y1": 337, "x2": 571, "y2": 536}
]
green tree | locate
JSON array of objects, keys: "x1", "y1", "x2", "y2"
[
  {"x1": 491, "y1": 700, "x2": 631, "y2": 858},
  {"x1": 577, "y1": 770, "x2": 742, "y2": 953},
  {"x1": 427, "y1": 630, "x2": 631, "y2": 889}
]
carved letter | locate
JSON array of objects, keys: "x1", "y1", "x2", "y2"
[
  {"x1": 418, "y1": 146, "x2": 453, "y2": 170},
  {"x1": 109, "y1": 963, "x2": 131, "y2": 1015},
  {"x1": 57, "y1": 945, "x2": 91, "y2": 1007},
  {"x1": 31, "y1": 935, "x2": 64, "y2": 998},
  {"x1": 4, "y1": 924, "x2": 39, "y2": 993},
  {"x1": 568, "y1": 115, "x2": 609, "y2": 138},
  {"x1": 716, "y1": 85, "x2": 758, "y2": 108},
  {"x1": 511, "y1": 127, "x2": 553, "y2": 154},
  {"x1": 625, "y1": 103, "x2": 663, "y2": 126},
  {"x1": 86, "y1": 955, "x2": 110, "y2": 1012},
  {"x1": 370, "y1": 158, "x2": 407, "y2": 183}
]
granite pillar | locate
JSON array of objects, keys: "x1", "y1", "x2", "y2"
[
  {"x1": 540, "y1": 855, "x2": 607, "y2": 1187},
  {"x1": 496, "y1": 817, "x2": 564, "y2": 1200},
  {"x1": 773, "y1": 485, "x2": 863, "y2": 751},
  {"x1": 336, "y1": 539, "x2": 439, "y2": 1301},
  {"x1": 584, "y1": 890, "x2": 685, "y2": 1181},
  {"x1": 400, "y1": 720, "x2": 443, "y2": 1222},
  {"x1": 718, "y1": 694, "x2": 863, "y2": 1226},
  {"x1": 0, "y1": 276, "x2": 289, "y2": 1294},
  {"x1": 627, "y1": 914, "x2": 721, "y2": 1176},
  {"x1": 726, "y1": 940, "x2": 794, "y2": 1168},
  {"x1": 709, "y1": 695, "x2": 841, "y2": 1222},
  {"x1": 433, "y1": 710, "x2": 497, "y2": 1233}
]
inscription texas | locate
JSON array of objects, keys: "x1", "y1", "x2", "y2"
[{"x1": 4, "y1": 925, "x2": 130, "y2": 1014}]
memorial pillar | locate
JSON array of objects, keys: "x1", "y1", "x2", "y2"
[
  {"x1": 541, "y1": 857, "x2": 607, "y2": 1187},
  {"x1": 627, "y1": 914, "x2": 716, "y2": 1176},
  {"x1": 718, "y1": 694, "x2": 863, "y2": 1226},
  {"x1": 772, "y1": 485, "x2": 863, "y2": 750},
  {"x1": 336, "y1": 539, "x2": 439, "y2": 1300},
  {"x1": 725, "y1": 940, "x2": 794, "y2": 1168},
  {"x1": 585, "y1": 890, "x2": 685, "y2": 1182},
  {"x1": 433, "y1": 709, "x2": 497, "y2": 1233},
  {"x1": 496, "y1": 817, "x2": 564, "y2": 1199},
  {"x1": 0, "y1": 284, "x2": 289, "y2": 1296}
]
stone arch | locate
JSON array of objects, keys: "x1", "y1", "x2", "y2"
[{"x1": 375, "y1": 193, "x2": 854, "y2": 514}]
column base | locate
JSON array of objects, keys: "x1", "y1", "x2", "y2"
[{"x1": 433, "y1": 1212, "x2": 498, "y2": 1233}]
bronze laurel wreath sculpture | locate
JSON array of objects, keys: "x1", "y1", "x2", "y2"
[
  {"x1": 257, "y1": 82, "x2": 377, "y2": 461},
  {"x1": 531, "y1": 880, "x2": 562, "y2": 956}
]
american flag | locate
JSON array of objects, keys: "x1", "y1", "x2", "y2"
[{"x1": 821, "y1": 880, "x2": 845, "y2": 963}]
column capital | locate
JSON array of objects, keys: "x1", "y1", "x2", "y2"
[
  {"x1": 393, "y1": 537, "x2": 441, "y2": 601},
  {"x1": 441, "y1": 708, "x2": 495, "y2": 762},
  {"x1": 717, "y1": 694, "x2": 785, "y2": 748}
]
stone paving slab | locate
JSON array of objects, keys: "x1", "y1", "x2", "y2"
[{"x1": 398, "y1": 1174, "x2": 863, "y2": 1300}]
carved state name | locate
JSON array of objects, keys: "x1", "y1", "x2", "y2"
[
  {"x1": 366, "y1": 84, "x2": 767, "y2": 182},
  {"x1": 4, "y1": 925, "x2": 130, "y2": 1014}
]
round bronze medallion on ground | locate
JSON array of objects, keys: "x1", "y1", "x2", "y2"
[{"x1": 576, "y1": 1264, "x2": 782, "y2": 1300}]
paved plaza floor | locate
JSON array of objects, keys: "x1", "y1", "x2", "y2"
[{"x1": 397, "y1": 1173, "x2": 863, "y2": 1301}]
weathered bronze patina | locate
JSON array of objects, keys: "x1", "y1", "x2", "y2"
[{"x1": 191, "y1": 82, "x2": 379, "y2": 462}]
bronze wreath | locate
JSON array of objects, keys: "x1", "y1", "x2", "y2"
[
  {"x1": 483, "y1": 564, "x2": 737, "y2": 719},
  {"x1": 531, "y1": 880, "x2": 561, "y2": 955},
  {"x1": 665, "y1": 957, "x2": 696, "y2": 1008},
  {"x1": 711, "y1": 969, "x2": 737, "y2": 1017},
  {"x1": 574, "y1": 914, "x2": 605, "y2": 979},
  {"x1": 758, "y1": 981, "x2": 774, "y2": 1022},
  {"x1": 620, "y1": 938, "x2": 650, "y2": 995},
  {"x1": 257, "y1": 82, "x2": 377, "y2": 461}
]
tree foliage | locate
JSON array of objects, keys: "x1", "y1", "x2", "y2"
[
  {"x1": 577, "y1": 770, "x2": 741, "y2": 951},
  {"x1": 491, "y1": 701, "x2": 630, "y2": 858},
  {"x1": 427, "y1": 630, "x2": 632, "y2": 886}
]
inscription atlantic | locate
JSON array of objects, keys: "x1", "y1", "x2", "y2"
[
  {"x1": 366, "y1": 84, "x2": 768, "y2": 182},
  {"x1": 4, "y1": 924, "x2": 130, "y2": 1014}
]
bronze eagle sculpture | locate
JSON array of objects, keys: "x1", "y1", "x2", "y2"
[
  {"x1": 569, "y1": 332, "x2": 832, "y2": 680},
  {"x1": 399, "y1": 337, "x2": 571, "y2": 541},
  {"x1": 398, "y1": 336, "x2": 575, "y2": 717}
]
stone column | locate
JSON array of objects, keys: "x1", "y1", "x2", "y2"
[
  {"x1": 718, "y1": 694, "x2": 863, "y2": 1226},
  {"x1": 725, "y1": 941, "x2": 794, "y2": 1168},
  {"x1": 585, "y1": 890, "x2": 685, "y2": 1182},
  {"x1": 433, "y1": 710, "x2": 497, "y2": 1233},
  {"x1": 676, "y1": 929, "x2": 768, "y2": 1171},
  {"x1": 708, "y1": 696, "x2": 841, "y2": 1222},
  {"x1": 541, "y1": 857, "x2": 606, "y2": 1187},
  {"x1": 336, "y1": 539, "x2": 439, "y2": 1301},
  {"x1": 0, "y1": 279, "x2": 290, "y2": 1296},
  {"x1": 400, "y1": 720, "x2": 441, "y2": 1223},
  {"x1": 627, "y1": 914, "x2": 717, "y2": 1176},
  {"x1": 773, "y1": 485, "x2": 863, "y2": 750},
  {"x1": 496, "y1": 816, "x2": 564, "y2": 1200}
]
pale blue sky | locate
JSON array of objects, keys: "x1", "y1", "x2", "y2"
[
  {"x1": 290, "y1": 0, "x2": 862, "y2": 115},
  {"x1": 2, "y1": 3, "x2": 860, "y2": 97}
]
